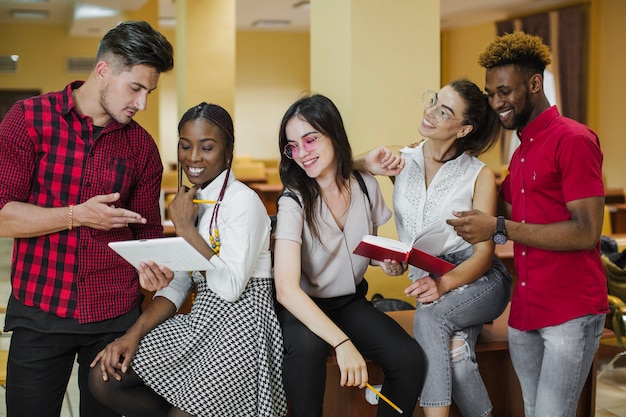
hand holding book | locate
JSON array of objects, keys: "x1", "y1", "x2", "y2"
[{"x1": 353, "y1": 235, "x2": 455, "y2": 277}]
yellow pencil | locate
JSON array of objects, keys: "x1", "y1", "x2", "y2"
[
  {"x1": 366, "y1": 383, "x2": 403, "y2": 414},
  {"x1": 192, "y1": 199, "x2": 217, "y2": 204}
]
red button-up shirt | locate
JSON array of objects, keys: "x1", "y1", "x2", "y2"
[
  {"x1": 501, "y1": 106, "x2": 609, "y2": 331},
  {"x1": 0, "y1": 81, "x2": 163, "y2": 323}
]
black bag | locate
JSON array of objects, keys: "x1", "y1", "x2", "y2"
[{"x1": 370, "y1": 293, "x2": 415, "y2": 312}]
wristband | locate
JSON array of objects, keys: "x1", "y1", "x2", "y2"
[
  {"x1": 333, "y1": 338, "x2": 350, "y2": 349},
  {"x1": 68, "y1": 205, "x2": 73, "y2": 231}
]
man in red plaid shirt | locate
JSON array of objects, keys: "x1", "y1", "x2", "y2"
[{"x1": 0, "y1": 21, "x2": 174, "y2": 417}]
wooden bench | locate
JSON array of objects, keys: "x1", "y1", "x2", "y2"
[{"x1": 315, "y1": 303, "x2": 597, "y2": 417}]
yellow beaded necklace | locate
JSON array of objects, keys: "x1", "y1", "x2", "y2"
[{"x1": 206, "y1": 168, "x2": 230, "y2": 257}]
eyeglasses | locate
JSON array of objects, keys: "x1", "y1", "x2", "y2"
[
  {"x1": 283, "y1": 135, "x2": 322, "y2": 159},
  {"x1": 422, "y1": 90, "x2": 465, "y2": 124}
]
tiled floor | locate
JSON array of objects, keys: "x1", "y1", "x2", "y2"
[{"x1": 0, "y1": 236, "x2": 625, "y2": 416}]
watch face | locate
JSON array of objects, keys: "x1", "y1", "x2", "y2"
[{"x1": 493, "y1": 233, "x2": 507, "y2": 245}]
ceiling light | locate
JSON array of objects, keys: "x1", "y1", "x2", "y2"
[
  {"x1": 159, "y1": 17, "x2": 176, "y2": 27},
  {"x1": 10, "y1": 9, "x2": 48, "y2": 19},
  {"x1": 293, "y1": 1, "x2": 310, "y2": 10},
  {"x1": 252, "y1": 19, "x2": 291, "y2": 28},
  {"x1": 10, "y1": 55, "x2": 19, "y2": 62},
  {"x1": 74, "y1": 5, "x2": 118, "y2": 20}
]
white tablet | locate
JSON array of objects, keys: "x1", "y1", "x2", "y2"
[{"x1": 108, "y1": 236, "x2": 213, "y2": 271}]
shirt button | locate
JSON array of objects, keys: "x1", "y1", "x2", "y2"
[
  {"x1": 521, "y1": 282, "x2": 526, "y2": 286},
  {"x1": 521, "y1": 189, "x2": 525, "y2": 193},
  {"x1": 521, "y1": 158, "x2": 525, "y2": 163},
  {"x1": 522, "y1": 251, "x2": 526, "y2": 256}
]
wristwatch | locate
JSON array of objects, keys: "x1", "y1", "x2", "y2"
[{"x1": 492, "y1": 215, "x2": 508, "y2": 245}]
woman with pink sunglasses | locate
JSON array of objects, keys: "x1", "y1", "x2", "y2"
[{"x1": 272, "y1": 94, "x2": 426, "y2": 417}]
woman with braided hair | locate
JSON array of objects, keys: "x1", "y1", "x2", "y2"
[{"x1": 89, "y1": 102, "x2": 288, "y2": 417}]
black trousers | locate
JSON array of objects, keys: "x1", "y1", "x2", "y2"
[
  {"x1": 6, "y1": 327, "x2": 124, "y2": 417},
  {"x1": 277, "y1": 280, "x2": 426, "y2": 417}
]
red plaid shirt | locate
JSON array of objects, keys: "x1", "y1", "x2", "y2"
[{"x1": 0, "y1": 81, "x2": 164, "y2": 323}]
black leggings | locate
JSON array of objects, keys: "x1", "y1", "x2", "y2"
[{"x1": 278, "y1": 281, "x2": 426, "y2": 417}]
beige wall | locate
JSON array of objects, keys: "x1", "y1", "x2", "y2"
[
  {"x1": 441, "y1": 22, "x2": 501, "y2": 173},
  {"x1": 235, "y1": 31, "x2": 310, "y2": 161},
  {"x1": 588, "y1": 0, "x2": 626, "y2": 189}
]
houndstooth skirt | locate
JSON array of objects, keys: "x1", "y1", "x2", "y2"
[{"x1": 132, "y1": 276, "x2": 288, "y2": 417}]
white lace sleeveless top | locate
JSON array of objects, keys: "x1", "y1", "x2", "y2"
[{"x1": 393, "y1": 140, "x2": 485, "y2": 260}]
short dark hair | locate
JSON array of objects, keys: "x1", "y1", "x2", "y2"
[
  {"x1": 96, "y1": 20, "x2": 174, "y2": 73},
  {"x1": 477, "y1": 31, "x2": 551, "y2": 78}
]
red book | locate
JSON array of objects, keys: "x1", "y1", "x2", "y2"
[{"x1": 353, "y1": 235, "x2": 456, "y2": 277}]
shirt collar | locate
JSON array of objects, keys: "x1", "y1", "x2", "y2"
[
  {"x1": 196, "y1": 169, "x2": 233, "y2": 200},
  {"x1": 62, "y1": 80, "x2": 85, "y2": 116},
  {"x1": 518, "y1": 105, "x2": 560, "y2": 142}
]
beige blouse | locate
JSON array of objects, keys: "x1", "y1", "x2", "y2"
[{"x1": 274, "y1": 172, "x2": 391, "y2": 298}]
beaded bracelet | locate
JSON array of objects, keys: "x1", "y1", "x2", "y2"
[
  {"x1": 68, "y1": 205, "x2": 73, "y2": 231},
  {"x1": 333, "y1": 338, "x2": 350, "y2": 349}
]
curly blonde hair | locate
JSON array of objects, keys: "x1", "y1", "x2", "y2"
[{"x1": 478, "y1": 32, "x2": 552, "y2": 75}]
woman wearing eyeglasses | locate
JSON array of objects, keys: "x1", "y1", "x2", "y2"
[
  {"x1": 273, "y1": 94, "x2": 426, "y2": 417},
  {"x1": 358, "y1": 78, "x2": 512, "y2": 417}
]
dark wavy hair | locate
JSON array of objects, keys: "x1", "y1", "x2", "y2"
[
  {"x1": 278, "y1": 94, "x2": 353, "y2": 237},
  {"x1": 96, "y1": 20, "x2": 174, "y2": 73},
  {"x1": 447, "y1": 78, "x2": 502, "y2": 159}
]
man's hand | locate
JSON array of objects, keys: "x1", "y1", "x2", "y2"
[
  {"x1": 75, "y1": 193, "x2": 146, "y2": 230},
  {"x1": 446, "y1": 210, "x2": 497, "y2": 244}
]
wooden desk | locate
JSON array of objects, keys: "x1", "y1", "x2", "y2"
[
  {"x1": 163, "y1": 222, "x2": 175, "y2": 237},
  {"x1": 495, "y1": 240, "x2": 514, "y2": 259},
  {"x1": 316, "y1": 304, "x2": 597, "y2": 417},
  {"x1": 605, "y1": 188, "x2": 625, "y2": 205}
]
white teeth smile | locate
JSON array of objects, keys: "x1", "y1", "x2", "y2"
[
  {"x1": 499, "y1": 109, "x2": 513, "y2": 118},
  {"x1": 188, "y1": 167, "x2": 205, "y2": 176},
  {"x1": 303, "y1": 158, "x2": 317, "y2": 167}
]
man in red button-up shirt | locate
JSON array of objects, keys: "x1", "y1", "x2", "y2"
[
  {"x1": 0, "y1": 21, "x2": 174, "y2": 417},
  {"x1": 448, "y1": 32, "x2": 608, "y2": 417}
]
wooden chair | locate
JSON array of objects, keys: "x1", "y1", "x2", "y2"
[{"x1": 598, "y1": 255, "x2": 626, "y2": 378}]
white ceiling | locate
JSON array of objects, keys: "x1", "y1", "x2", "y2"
[{"x1": 0, "y1": 0, "x2": 577, "y2": 37}]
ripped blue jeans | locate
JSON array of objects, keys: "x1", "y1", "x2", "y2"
[{"x1": 413, "y1": 250, "x2": 511, "y2": 417}]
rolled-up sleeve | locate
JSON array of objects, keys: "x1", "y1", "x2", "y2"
[{"x1": 154, "y1": 271, "x2": 193, "y2": 311}]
